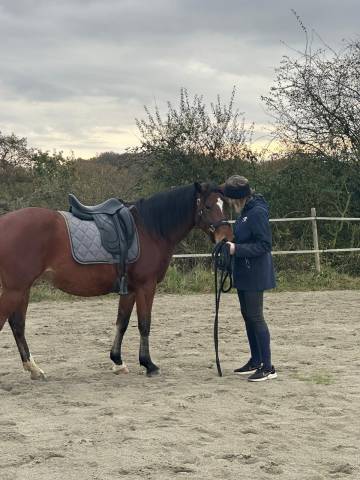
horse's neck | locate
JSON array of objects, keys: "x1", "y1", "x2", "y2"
[
  {"x1": 142, "y1": 204, "x2": 195, "y2": 247},
  {"x1": 167, "y1": 215, "x2": 195, "y2": 247},
  {"x1": 134, "y1": 185, "x2": 197, "y2": 247}
]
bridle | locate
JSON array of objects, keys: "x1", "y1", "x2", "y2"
[
  {"x1": 195, "y1": 195, "x2": 231, "y2": 234},
  {"x1": 208, "y1": 219, "x2": 232, "y2": 233}
]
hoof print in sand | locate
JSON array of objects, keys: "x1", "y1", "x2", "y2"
[
  {"x1": 260, "y1": 461, "x2": 284, "y2": 475},
  {"x1": 329, "y1": 463, "x2": 354, "y2": 475}
]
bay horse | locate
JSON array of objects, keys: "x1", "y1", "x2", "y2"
[{"x1": 0, "y1": 182, "x2": 233, "y2": 380}]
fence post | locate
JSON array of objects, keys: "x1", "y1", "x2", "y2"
[{"x1": 311, "y1": 207, "x2": 321, "y2": 273}]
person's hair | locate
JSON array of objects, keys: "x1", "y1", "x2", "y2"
[{"x1": 225, "y1": 175, "x2": 254, "y2": 212}]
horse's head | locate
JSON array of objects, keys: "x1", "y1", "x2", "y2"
[{"x1": 194, "y1": 182, "x2": 234, "y2": 243}]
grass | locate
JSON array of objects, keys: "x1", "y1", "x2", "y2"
[
  {"x1": 29, "y1": 283, "x2": 83, "y2": 303},
  {"x1": 159, "y1": 264, "x2": 360, "y2": 294},
  {"x1": 275, "y1": 266, "x2": 360, "y2": 292},
  {"x1": 158, "y1": 264, "x2": 215, "y2": 294},
  {"x1": 295, "y1": 372, "x2": 334, "y2": 385},
  {"x1": 28, "y1": 263, "x2": 360, "y2": 302}
]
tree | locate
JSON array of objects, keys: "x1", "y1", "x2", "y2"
[
  {"x1": 135, "y1": 88, "x2": 255, "y2": 187},
  {"x1": 263, "y1": 35, "x2": 360, "y2": 162},
  {"x1": 29, "y1": 150, "x2": 76, "y2": 209},
  {"x1": 0, "y1": 131, "x2": 33, "y2": 170}
]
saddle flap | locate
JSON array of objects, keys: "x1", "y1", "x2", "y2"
[
  {"x1": 117, "y1": 207, "x2": 135, "y2": 249},
  {"x1": 93, "y1": 210, "x2": 136, "y2": 261},
  {"x1": 94, "y1": 214, "x2": 125, "y2": 257}
]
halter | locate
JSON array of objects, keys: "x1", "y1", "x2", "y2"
[
  {"x1": 208, "y1": 219, "x2": 232, "y2": 233},
  {"x1": 195, "y1": 196, "x2": 231, "y2": 233}
]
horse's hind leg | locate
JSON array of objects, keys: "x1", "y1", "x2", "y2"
[
  {"x1": 4, "y1": 289, "x2": 45, "y2": 380},
  {"x1": 0, "y1": 288, "x2": 27, "y2": 331},
  {"x1": 110, "y1": 293, "x2": 135, "y2": 374}
]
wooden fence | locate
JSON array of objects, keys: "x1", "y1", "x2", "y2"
[{"x1": 173, "y1": 208, "x2": 360, "y2": 272}]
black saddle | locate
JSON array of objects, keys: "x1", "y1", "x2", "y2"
[
  {"x1": 69, "y1": 194, "x2": 125, "y2": 218},
  {"x1": 68, "y1": 194, "x2": 136, "y2": 295}
]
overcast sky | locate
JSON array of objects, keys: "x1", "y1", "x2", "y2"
[{"x1": 0, "y1": 0, "x2": 359, "y2": 158}]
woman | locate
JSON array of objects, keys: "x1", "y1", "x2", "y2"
[{"x1": 224, "y1": 175, "x2": 277, "y2": 382}]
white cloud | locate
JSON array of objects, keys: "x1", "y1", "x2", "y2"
[{"x1": 0, "y1": 0, "x2": 359, "y2": 157}]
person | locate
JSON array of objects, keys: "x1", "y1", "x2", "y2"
[{"x1": 224, "y1": 175, "x2": 277, "y2": 382}]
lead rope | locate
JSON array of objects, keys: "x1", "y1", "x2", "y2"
[{"x1": 212, "y1": 240, "x2": 233, "y2": 377}]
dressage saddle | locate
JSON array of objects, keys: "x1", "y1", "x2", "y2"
[
  {"x1": 68, "y1": 194, "x2": 136, "y2": 295},
  {"x1": 69, "y1": 195, "x2": 126, "y2": 218}
]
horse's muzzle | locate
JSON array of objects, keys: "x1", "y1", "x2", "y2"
[{"x1": 212, "y1": 221, "x2": 233, "y2": 244}]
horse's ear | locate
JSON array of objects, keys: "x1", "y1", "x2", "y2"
[
  {"x1": 218, "y1": 183, "x2": 225, "y2": 195},
  {"x1": 194, "y1": 182, "x2": 203, "y2": 194}
]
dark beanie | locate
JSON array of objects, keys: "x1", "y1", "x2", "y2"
[{"x1": 223, "y1": 183, "x2": 251, "y2": 199}]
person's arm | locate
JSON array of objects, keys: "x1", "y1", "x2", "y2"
[{"x1": 229, "y1": 208, "x2": 272, "y2": 258}]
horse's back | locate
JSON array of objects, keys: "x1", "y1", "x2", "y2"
[{"x1": 0, "y1": 207, "x2": 62, "y2": 249}]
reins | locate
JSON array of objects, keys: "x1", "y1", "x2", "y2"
[{"x1": 211, "y1": 239, "x2": 233, "y2": 377}]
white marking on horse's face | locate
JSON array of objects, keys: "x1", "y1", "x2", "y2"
[{"x1": 216, "y1": 197, "x2": 224, "y2": 213}]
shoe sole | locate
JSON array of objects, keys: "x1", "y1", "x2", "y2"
[
  {"x1": 248, "y1": 372, "x2": 278, "y2": 382},
  {"x1": 234, "y1": 370, "x2": 258, "y2": 376}
]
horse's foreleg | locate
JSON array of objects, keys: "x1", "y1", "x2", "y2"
[
  {"x1": 110, "y1": 293, "x2": 135, "y2": 374},
  {"x1": 136, "y1": 282, "x2": 159, "y2": 376}
]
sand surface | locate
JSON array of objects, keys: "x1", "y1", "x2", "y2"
[{"x1": 1, "y1": 291, "x2": 360, "y2": 479}]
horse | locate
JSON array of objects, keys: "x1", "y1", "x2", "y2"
[{"x1": 0, "y1": 182, "x2": 233, "y2": 380}]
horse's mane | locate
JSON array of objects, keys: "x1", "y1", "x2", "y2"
[{"x1": 134, "y1": 184, "x2": 197, "y2": 238}]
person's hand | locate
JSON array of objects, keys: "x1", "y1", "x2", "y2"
[{"x1": 226, "y1": 242, "x2": 236, "y2": 255}]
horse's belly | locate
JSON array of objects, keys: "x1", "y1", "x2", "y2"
[{"x1": 46, "y1": 261, "x2": 117, "y2": 297}]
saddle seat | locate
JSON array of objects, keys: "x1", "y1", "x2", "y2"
[{"x1": 68, "y1": 193, "x2": 123, "y2": 219}]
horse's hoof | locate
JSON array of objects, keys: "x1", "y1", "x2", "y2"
[
  {"x1": 23, "y1": 356, "x2": 46, "y2": 381},
  {"x1": 146, "y1": 367, "x2": 160, "y2": 377},
  {"x1": 30, "y1": 370, "x2": 46, "y2": 381},
  {"x1": 112, "y1": 363, "x2": 129, "y2": 375}
]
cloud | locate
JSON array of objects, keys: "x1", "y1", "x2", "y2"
[{"x1": 0, "y1": 0, "x2": 359, "y2": 157}]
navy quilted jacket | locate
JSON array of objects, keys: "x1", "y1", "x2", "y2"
[{"x1": 233, "y1": 194, "x2": 276, "y2": 291}]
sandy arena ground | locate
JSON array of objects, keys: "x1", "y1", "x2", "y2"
[{"x1": 1, "y1": 291, "x2": 360, "y2": 480}]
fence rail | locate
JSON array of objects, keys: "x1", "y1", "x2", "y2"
[{"x1": 172, "y1": 209, "x2": 360, "y2": 272}]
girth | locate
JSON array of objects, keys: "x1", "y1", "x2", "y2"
[{"x1": 68, "y1": 194, "x2": 136, "y2": 295}]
